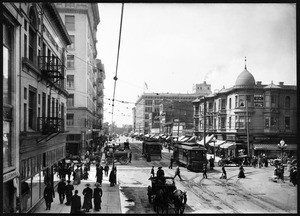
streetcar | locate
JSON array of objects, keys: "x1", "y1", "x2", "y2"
[
  {"x1": 142, "y1": 140, "x2": 162, "y2": 161},
  {"x1": 173, "y1": 142, "x2": 207, "y2": 172}
]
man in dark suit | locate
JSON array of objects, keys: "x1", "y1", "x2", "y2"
[
  {"x1": 70, "y1": 190, "x2": 81, "y2": 214},
  {"x1": 65, "y1": 180, "x2": 74, "y2": 206},
  {"x1": 57, "y1": 178, "x2": 66, "y2": 204}
]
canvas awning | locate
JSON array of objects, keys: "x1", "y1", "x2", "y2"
[
  {"x1": 208, "y1": 140, "x2": 226, "y2": 147},
  {"x1": 219, "y1": 141, "x2": 236, "y2": 149},
  {"x1": 198, "y1": 134, "x2": 215, "y2": 145},
  {"x1": 253, "y1": 144, "x2": 297, "y2": 151}
]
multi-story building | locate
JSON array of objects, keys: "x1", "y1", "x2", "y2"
[
  {"x1": 193, "y1": 64, "x2": 297, "y2": 158},
  {"x1": 54, "y1": 3, "x2": 103, "y2": 156},
  {"x1": 134, "y1": 82, "x2": 211, "y2": 135},
  {"x1": 3, "y1": 2, "x2": 72, "y2": 213}
]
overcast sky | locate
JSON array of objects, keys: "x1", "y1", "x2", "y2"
[{"x1": 96, "y1": 3, "x2": 296, "y2": 127}]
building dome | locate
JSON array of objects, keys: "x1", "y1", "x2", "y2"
[{"x1": 235, "y1": 68, "x2": 255, "y2": 87}]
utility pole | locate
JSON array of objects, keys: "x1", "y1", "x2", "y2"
[
  {"x1": 203, "y1": 97, "x2": 206, "y2": 147},
  {"x1": 246, "y1": 98, "x2": 250, "y2": 156},
  {"x1": 177, "y1": 109, "x2": 181, "y2": 140}
]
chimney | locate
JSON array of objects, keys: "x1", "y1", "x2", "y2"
[
  {"x1": 279, "y1": 82, "x2": 284, "y2": 86},
  {"x1": 256, "y1": 81, "x2": 262, "y2": 86}
]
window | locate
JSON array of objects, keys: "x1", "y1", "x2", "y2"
[
  {"x1": 67, "y1": 55, "x2": 74, "y2": 69},
  {"x1": 221, "y1": 117, "x2": 226, "y2": 129},
  {"x1": 52, "y1": 98, "x2": 55, "y2": 117},
  {"x1": 67, "y1": 113, "x2": 74, "y2": 126},
  {"x1": 264, "y1": 117, "x2": 270, "y2": 128},
  {"x1": 38, "y1": 94, "x2": 40, "y2": 104},
  {"x1": 285, "y1": 96, "x2": 290, "y2": 109},
  {"x1": 285, "y1": 117, "x2": 290, "y2": 129},
  {"x1": 29, "y1": 27, "x2": 36, "y2": 63},
  {"x1": 65, "y1": 15, "x2": 75, "y2": 31},
  {"x1": 28, "y1": 87, "x2": 37, "y2": 130},
  {"x1": 271, "y1": 95, "x2": 277, "y2": 107},
  {"x1": 68, "y1": 35, "x2": 75, "y2": 49},
  {"x1": 65, "y1": 3, "x2": 75, "y2": 8},
  {"x1": 67, "y1": 94, "x2": 74, "y2": 107},
  {"x1": 67, "y1": 75, "x2": 74, "y2": 89},
  {"x1": 270, "y1": 116, "x2": 277, "y2": 127},
  {"x1": 145, "y1": 100, "x2": 152, "y2": 106},
  {"x1": 221, "y1": 99, "x2": 226, "y2": 110},
  {"x1": 229, "y1": 116, "x2": 231, "y2": 129},
  {"x1": 42, "y1": 93, "x2": 46, "y2": 118},
  {"x1": 24, "y1": 34, "x2": 27, "y2": 58},
  {"x1": 229, "y1": 98, "x2": 232, "y2": 109},
  {"x1": 23, "y1": 87, "x2": 27, "y2": 100},
  {"x1": 235, "y1": 95, "x2": 238, "y2": 108}
]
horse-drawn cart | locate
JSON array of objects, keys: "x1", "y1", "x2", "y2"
[
  {"x1": 105, "y1": 150, "x2": 129, "y2": 165},
  {"x1": 147, "y1": 176, "x2": 187, "y2": 214}
]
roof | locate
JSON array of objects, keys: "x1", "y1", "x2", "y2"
[
  {"x1": 253, "y1": 143, "x2": 297, "y2": 150},
  {"x1": 264, "y1": 81, "x2": 281, "y2": 89},
  {"x1": 235, "y1": 69, "x2": 256, "y2": 87},
  {"x1": 174, "y1": 143, "x2": 207, "y2": 150}
]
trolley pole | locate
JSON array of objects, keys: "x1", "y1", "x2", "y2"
[{"x1": 203, "y1": 96, "x2": 206, "y2": 147}]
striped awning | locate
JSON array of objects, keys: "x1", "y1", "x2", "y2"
[
  {"x1": 219, "y1": 142, "x2": 236, "y2": 149},
  {"x1": 208, "y1": 140, "x2": 226, "y2": 147},
  {"x1": 253, "y1": 144, "x2": 297, "y2": 151}
]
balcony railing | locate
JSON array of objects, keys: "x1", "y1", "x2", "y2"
[
  {"x1": 37, "y1": 117, "x2": 65, "y2": 134},
  {"x1": 38, "y1": 56, "x2": 65, "y2": 81}
]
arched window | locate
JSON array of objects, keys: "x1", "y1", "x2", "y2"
[{"x1": 285, "y1": 96, "x2": 290, "y2": 109}]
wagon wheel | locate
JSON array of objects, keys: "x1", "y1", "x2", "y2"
[
  {"x1": 218, "y1": 160, "x2": 224, "y2": 167},
  {"x1": 119, "y1": 155, "x2": 129, "y2": 165}
]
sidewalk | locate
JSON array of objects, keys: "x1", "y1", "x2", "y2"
[{"x1": 33, "y1": 164, "x2": 122, "y2": 214}]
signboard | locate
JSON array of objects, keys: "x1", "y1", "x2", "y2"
[{"x1": 254, "y1": 95, "x2": 264, "y2": 107}]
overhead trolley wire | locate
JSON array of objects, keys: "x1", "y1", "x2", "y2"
[{"x1": 111, "y1": 3, "x2": 124, "y2": 130}]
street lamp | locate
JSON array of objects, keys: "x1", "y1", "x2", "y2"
[
  {"x1": 278, "y1": 139, "x2": 287, "y2": 162},
  {"x1": 212, "y1": 136, "x2": 216, "y2": 160}
]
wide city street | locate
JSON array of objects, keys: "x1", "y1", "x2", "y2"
[{"x1": 116, "y1": 136, "x2": 297, "y2": 214}]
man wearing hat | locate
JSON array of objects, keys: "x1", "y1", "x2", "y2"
[
  {"x1": 82, "y1": 183, "x2": 93, "y2": 212},
  {"x1": 57, "y1": 178, "x2": 66, "y2": 204},
  {"x1": 70, "y1": 190, "x2": 81, "y2": 214},
  {"x1": 65, "y1": 180, "x2": 74, "y2": 206},
  {"x1": 93, "y1": 182, "x2": 103, "y2": 211},
  {"x1": 156, "y1": 167, "x2": 165, "y2": 178}
]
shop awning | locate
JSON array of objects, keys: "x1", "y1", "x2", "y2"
[
  {"x1": 198, "y1": 134, "x2": 215, "y2": 145},
  {"x1": 253, "y1": 144, "x2": 297, "y2": 151},
  {"x1": 208, "y1": 140, "x2": 226, "y2": 147},
  {"x1": 219, "y1": 141, "x2": 236, "y2": 149}
]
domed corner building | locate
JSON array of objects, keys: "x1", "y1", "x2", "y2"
[{"x1": 192, "y1": 64, "x2": 297, "y2": 159}]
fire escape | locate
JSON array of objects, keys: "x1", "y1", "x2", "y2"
[{"x1": 37, "y1": 56, "x2": 66, "y2": 143}]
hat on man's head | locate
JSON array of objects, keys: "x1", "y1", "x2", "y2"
[
  {"x1": 67, "y1": 180, "x2": 71, "y2": 183},
  {"x1": 95, "y1": 182, "x2": 101, "y2": 187},
  {"x1": 85, "y1": 183, "x2": 90, "y2": 187},
  {"x1": 158, "y1": 167, "x2": 162, "y2": 169}
]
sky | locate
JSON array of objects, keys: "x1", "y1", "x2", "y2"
[{"x1": 96, "y1": 3, "x2": 296, "y2": 127}]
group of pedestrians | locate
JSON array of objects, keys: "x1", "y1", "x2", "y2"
[{"x1": 151, "y1": 165, "x2": 184, "y2": 181}]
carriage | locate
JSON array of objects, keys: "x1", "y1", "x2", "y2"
[
  {"x1": 147, "y1": 176, "x2": 187, "y2": 214},
  {"x1": 105, "y1": 150, "x2": 129, "y2": 165}
]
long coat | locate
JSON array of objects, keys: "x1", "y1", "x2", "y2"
[
  {"x1": 82, "y1": 187, "x2": 93, "y2": 210},
  {"x1": 65, "y1": 184, "x2": 74, "y2": 204},
  {"x1": 44, "y1": 185, "x2": 55, "y2": 203},
  {"x1": 57, "y1": 181, "x2": 66, "y2": 194},
  {"x1": 93, "y1": 187, "x2": 102, "y2": 210},
  {"x1": 70, "y1": 194, "x2": 81, "y2": 213}
]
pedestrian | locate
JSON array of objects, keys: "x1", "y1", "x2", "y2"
[
  {"x1": 151, "y1": 166, "x2": 155, "y2": 177},
  {"x1": 209, "y1": 156, "x2": 215, "y2": 170},
  {"x1": 93, "y1": 182, "x2": 103, "y2": 211},
  {"x1": 43, "y1": 182, "x2": 55, "y2": 210},
  {"x1": 279, "y1": 164, "x2": 285, "y2": 183},
  {"x1": 129, "y1": 151, "x2": 132, "y2": 163},
  {"x1": 70, "y1": 190, "x2": 82, "y2": 214},
  {"x1": 157, "y1": 166, "x2": 165, "y2": 178},
  {"x1": 238, "y1": 165, "x2": 245, "y2": 178},
  {"x1": 258, "y1": 155, "x2": 262, "y2": 168},
  {"x1": 174, "y1": 166, "x2": 183, "y2": 181},
  {"x1": 290, "y1": 166, "x2": 297, "y2": 186},
  {"x1": 96, "y1": 164, "x2": 103, "y2": 185},
  {"x1": 83, "y1": 164, "x2": 89, "y2": 180},
  {"x1": 57, "y1": 178, "x2": 66, "y2": 204},
  {"x1": 65, "y1": 180, "x2": 74, "y2": 206},
  {"x1": 73, "y1": 165, "x2": 81, "y2": 185},
  {"x1": 82, "y1": 183, "x2": 93, "y2": 212},
  {"x1": 169, "y1": 156, "x2": 174, "y2": 169},
  {"x1": 221, "y1": 165, "x2": 227, "y2": 179},
  {"x1": 66, "y1": 164, "x2": 71, "y2": 181},
  {"x1": 104, "y1": 163, "x2": 109, "y2": 177},
  {"x1": 109, "y1": 168, "x2": 116, "y2": 186},
  {"x1": 203, "y1": 163, "x2": 207, "y2": 179}
]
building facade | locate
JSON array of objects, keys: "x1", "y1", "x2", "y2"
[
  {"x1": 193, "y1": 65, "x2": 297, "y2": 157},
  {"x1": 134, "y1": 83, "x2": 212, "y2": 135},
  {"x1": 3, "y1": 2, "x2": 72, "y2": 213},
  {"x1": 54, "y1": 3, "x2": 103, "y2": 156}
]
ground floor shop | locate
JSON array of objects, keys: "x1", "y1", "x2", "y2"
[
  {"x1": 3, "y1": 170, "x2": 19, "y2": 213},
  {"x1": 19, "y1": 144, "x2": 65, "y2": 213}
]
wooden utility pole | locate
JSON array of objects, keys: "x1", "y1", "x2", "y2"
[{"x1": 203, "y1": 97, "x2": 206, "y2": 147}]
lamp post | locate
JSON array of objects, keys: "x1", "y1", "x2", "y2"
[
  {"x1": 212, "y1": 136, "x2": 216, "y2": 160},
  {"x1": 278, "y1": 139, "x2": 287, "y2": 162}
]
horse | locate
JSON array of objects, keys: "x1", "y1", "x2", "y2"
[
  {"x1": 173, "y1": 189, "x2": 187, "y2": 214},
  {"x1": 153, "y1": 188, "x2": 169, "y2": 214}
]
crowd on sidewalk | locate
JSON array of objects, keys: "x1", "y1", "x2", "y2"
[{"x1": 42, "y1": 150, "x2": 119, "y2": 214}]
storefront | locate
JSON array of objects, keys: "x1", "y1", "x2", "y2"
[
  {"x1": 253, "y1": 143, "x2": 297, "y2": 158},
  {"x1": 19, "y1": 146, "x2": 65, "y2": 213}
]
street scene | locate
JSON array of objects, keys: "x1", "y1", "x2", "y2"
[{"x1": 3, "y1": 2, "x2": 297, "y2": 214}]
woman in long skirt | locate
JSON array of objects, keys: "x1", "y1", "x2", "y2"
[
  {"x1": 238, "y1": 165, "x2": 245, "y2": 178},
  {"x1": 82, "y1": 183, "x2": 93, "y2": 212},
  {"x1": 93, "y1": 182, "x2": 103, "y2": 211},
  {"x1": 73, "y1": 166, "x2": 81, "y2": 185}
]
